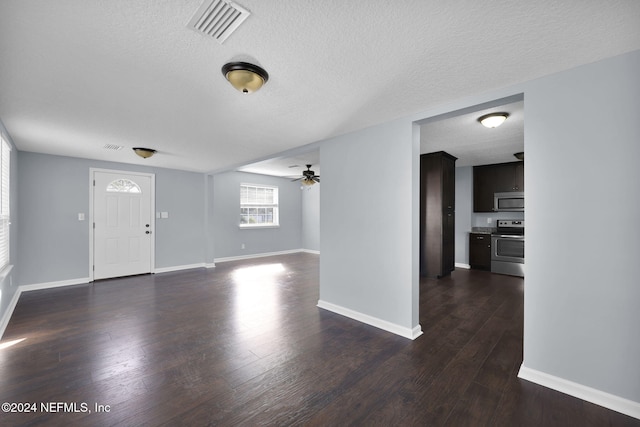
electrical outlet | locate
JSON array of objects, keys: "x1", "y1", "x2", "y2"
[
  {"x1": 487, "y1": 217, "x2": 492, "y2": 224},
  {"x1": 241, "y1": 243, "x2": 245, "y2": 249}
]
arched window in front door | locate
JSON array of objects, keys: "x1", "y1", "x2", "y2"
[{"x1": 106, "y1": 178, "x2": 142, "y2": 193}]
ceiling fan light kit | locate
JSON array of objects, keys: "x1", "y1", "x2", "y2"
[
  {"x1": 478, "y1": 112, "x2": 509, "y2": 128},
  {"x1": 132, "y1": 147, "x2": 157, "y2": 158},
  {"x1": 222, "y1": 61, "x2": 269, "y2": 93},
  {"x1": 291, "y1": 164, "x2": 320, "y2": 188}
]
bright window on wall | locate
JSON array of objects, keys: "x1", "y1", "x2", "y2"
[
  {"x1": 240, "y1": 184, "x2": 279, "y2": 227},
  {"x1": 0, "y1": 135, "x2": 11, "y2": 271}
]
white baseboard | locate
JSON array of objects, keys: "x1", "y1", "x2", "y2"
[
  {"x1": 20, "y1": 277, "x2": 90, "y2": 292},
  {"x1": 0, "y1": 287, "x2": 22, "y2": 339},
  {"x1": 409, "y1": 325, "x2": 423, "y2": 339},
  {"x1": 154, "y1": 263, "x2": 207, "y2": 274},
  {"x1": 214, "y1": 249, "x2": 306, "y2": 264},
  {"x1": 317, "y1": 299, "x2": 422, "y2": 340},
  {"x1": 455, "y1": 263, "x2": 471, "y2": 269},
  {"x1": 518, "y1": 364, "x2": 640, "y2": 420},
  {"x1": 300, "y1": 249, "x2": 320, "y2": 255},
  {"x1": 1, "y1": 277, "x2": 90, "y2": 339}
]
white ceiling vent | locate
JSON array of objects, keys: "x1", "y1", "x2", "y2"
[
  {"x1": 187, "y1": 0, "x2": 251, "y2": 44},
  {"x1": 103, "y1": 144, "x2": 124, "y2": 151}
]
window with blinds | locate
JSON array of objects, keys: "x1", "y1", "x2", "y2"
[
  {"x1": 240, "y1": 184, "x2": 279, "y2": 227},
  {"x1": 0, "y1": 136, "x2": 11, "y2": 271}
]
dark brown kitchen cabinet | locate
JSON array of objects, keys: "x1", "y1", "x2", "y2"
[
  {"x1": 514, "y1": 162, "x2": 524, "y2": 192},
  {"x1": 420, "y1": 151, "x2": 457, "y2": 278},
  {"x1": 473, "y1": 161, "x2": 524, "y2": 212},
  {"x1": 469, "y1": 233, "x2": 491, "y2": 270}
]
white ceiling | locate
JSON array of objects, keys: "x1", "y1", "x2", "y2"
[
  {"x1": 237, "y1": 151, "x2": 320, "y2": 178},
  {"x1": 1, "y1": 1, "x2": 639, "y2": 174},
  {"x1": 420, "y1": 100, "x2": 524, "y2": 167}
]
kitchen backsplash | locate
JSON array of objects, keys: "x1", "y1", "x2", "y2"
[{"x1": 472, "y1": 211, "x2": 524, "y2": 228}]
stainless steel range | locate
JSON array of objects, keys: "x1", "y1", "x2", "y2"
[{"x1": 491, "y1": 220, "x2": 524, "y2": 277}]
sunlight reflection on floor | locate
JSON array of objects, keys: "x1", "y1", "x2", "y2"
[
  {"x1": 0, "y1": 337, "x2": 26, "y2": 350},
  {"x1": 232, "y1": 263, "x2": 286, "y2": 334}
]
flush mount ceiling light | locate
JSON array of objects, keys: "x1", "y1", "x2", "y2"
[
  {"x1": 514, "y1": 152, "x2": 524, "y2": 160},
  {"x1": 132, "y1": 147, "x2": 157, "y2": 159},
  {"x1": 221, "y1": 62, "x2": 269, "y2": 94},
  {"x1": 478, "y1": 112, "x2": 509, "y2": 128}
]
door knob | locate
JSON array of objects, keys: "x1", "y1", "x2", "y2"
[{"x1": 145, "y1": 231, "x2": 151, "y2": 234}]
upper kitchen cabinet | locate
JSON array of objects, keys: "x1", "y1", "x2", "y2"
[
  {"x1": 473, "y1": 161, "x2": 524, "y2": 212},
  {"x1": 420, "y1": 151, "x2": 457, "y2": 278}
]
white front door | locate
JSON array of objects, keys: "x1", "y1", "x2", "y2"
[{"x1": 93, "y1": 170, "x2": 154, "y2": 280}]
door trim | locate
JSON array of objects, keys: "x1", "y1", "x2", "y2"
[{"x1": 89, "y1": 168, "x2": 155, "y2": 281}]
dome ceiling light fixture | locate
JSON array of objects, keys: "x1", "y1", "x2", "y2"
[
  {"x1": 478, "y1": 112, "x2": 509, "y2": 128},
  {"x1": 221, "y1": 61, "x2": 269, "y2": 94},
  {"x1": 132, "y1": 147, "x2": 157, "y2": 159},
  {"x1": 514, "y1": 152, "x2": 524, "y2": 160}
]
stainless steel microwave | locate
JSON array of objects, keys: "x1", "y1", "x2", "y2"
[{"x1": 494, "y1": 192, "x2": 524, "y2": 211}]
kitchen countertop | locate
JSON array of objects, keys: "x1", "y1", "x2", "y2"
[{"x1": 470, "y1": 227, "x2": 496, "y2": 234}]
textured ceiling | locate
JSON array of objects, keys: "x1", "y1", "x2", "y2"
[
  {"x1": 237, "y1": 151, "x2": 320, "y2": 178},
  {"x1": 0, "y1": 1, "x2": 639, "y2": 173},
  {"x1": 421, "y1": 100, "x2": 524, "y2": 167}
]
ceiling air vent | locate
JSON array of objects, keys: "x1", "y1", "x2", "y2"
[
  {"x1": 187, "y1": 0, "x2": 251, "y2": 44},
  {"x1": 103, "y1": 144, "x2": 124, "y2": 151}
]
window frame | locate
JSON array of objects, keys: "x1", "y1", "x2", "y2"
[
  {"x1": 0, "y1": 134, "x2": 11, "y2": 272},
  {"x1": 239, "y1": 183, "x2": 280, "y2": 228}
]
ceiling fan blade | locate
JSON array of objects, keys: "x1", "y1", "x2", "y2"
[
  {"x1": 313, "y1": 177, "x2": 320, "y2": 182},
  {"x1": 291, "y1": 177, "x2": 303, "y2": 181}
]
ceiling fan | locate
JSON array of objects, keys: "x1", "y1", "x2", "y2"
[{"x1": 291, "y1": 164, "x2": 320, "y2": 186}]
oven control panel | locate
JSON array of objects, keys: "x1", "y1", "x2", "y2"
[{"x1": 497, "y1": 220, "x2": 524, "y2": 228}]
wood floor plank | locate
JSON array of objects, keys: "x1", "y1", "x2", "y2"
[
  {"x1": 0, "y1": 253, "x2": 637, "y2": 426},
  {"x1": 444, "y1": 381, "x2": 503, "y2": 426}
]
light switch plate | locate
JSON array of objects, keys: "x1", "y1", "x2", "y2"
[
  {"x1": 78, "y1": 213, "x2": 85, "y2": 221},
  {"x1": 161, "y1": 212, "x2": 169, "y2": 219}
]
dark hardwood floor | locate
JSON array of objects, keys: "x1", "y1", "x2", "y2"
[{"x1": 1, "y1": 253, "x2": 637, "y2": 426}]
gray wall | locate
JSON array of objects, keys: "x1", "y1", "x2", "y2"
[
  {"x1": 301, "y1": 183, "x2": 320, "y2": 252},
  {"x1": 319, "y1": 119, "x2": 419, "y2": 331},
  {"x1": 155, "y1": 169, "x2": 206, "y2": 268},
  {"x1": 211, "y1": 171, "x2": 302, "y2": 259},
  {"x1": 17, "y1": 152, "x2": 208, "y2": 285},
  {"x1": 522, "y1": 50, "x2": 640, "y2": 402},
  {"x1": 316, "y1": 49, "x2": 639, "y2": 405},
  {"x1": 454, "y1": 166, "x2": 473, "y2": 265},
  {"x1": 0, "y1": 119, "x2": 19, "y2": 331}
]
